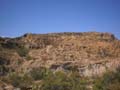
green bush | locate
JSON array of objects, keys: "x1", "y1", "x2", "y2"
[
  {"x1": 1, "y1": 41, "x2": 18, "y2": 49},
  {"x1": 16, "y1": 46, "x2": 29, "y2": 57},
  {"x1": 7, "y1": 72, "x2": 33, "y2": 89},
  {"x1": 93, "y1": 67, "x2": 120, "y2": 90},
  {"x1": 26, "y1": 55, "x2": 33, "y2": 60},
  {"x1": 40, "y1": 71, "x2": 87, "y2": 90},
  {"x1": 29, "y1": 67, "x2": 52, "y2": 80}
]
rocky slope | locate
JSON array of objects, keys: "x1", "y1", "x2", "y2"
[
  {"x1": 0, "y1": 32, "x2": 120, "y2": 75},
  {"x1": 0, "y1": 32, "x2": 120, "y2": 89}
]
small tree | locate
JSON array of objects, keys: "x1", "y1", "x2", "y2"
[
  {"x1": 8, "y1": 72, "x2": 33, "y2": 89},
  {"x1": 16, "y1": 46, "x2": 29, "y2": 57},
  {"x1": 29, "y1": 67, "x2": 51, "y2": 80}
]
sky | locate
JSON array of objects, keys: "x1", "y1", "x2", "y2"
[{"x1": 0, "y1": 0, "x2": 120, "y2": 39}]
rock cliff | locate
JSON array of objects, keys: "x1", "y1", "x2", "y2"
[
  {"x1": 0, "y1": 32, "x2": 120, "y2": 89},
  {"x1": 0, "y1": 32, "x2": 120, "y2": 77}
]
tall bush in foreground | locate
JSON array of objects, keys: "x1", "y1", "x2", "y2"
[
  {"x1": 93, "y1": 67, "x2": 120, "y2": 90},
  {"x1": 40, "y1": 71, "x2": 87, "y2": 90}
]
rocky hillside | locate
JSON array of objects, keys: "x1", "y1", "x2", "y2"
[
  {"x1": 0, "y1": 32, "x2": 120, "y2": 89},
  {"x1": 0, "y1": 32, "x2": 120, "y2": 75}
]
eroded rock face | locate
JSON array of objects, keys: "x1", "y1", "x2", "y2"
[
  {"x1": 78, "y1": 59, "x2": 120, "y2": 77},
  {"x1": 13, "y1": 32, "x2": 119, "y2": 77},
  {"x1": 17, "y1": 32, "x2": 116, "y2": 49},
  {"x1": 0, "y1": 32, "x2": 120, "y2": 77}
]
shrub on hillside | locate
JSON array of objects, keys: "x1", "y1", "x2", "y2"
[
  {"x1": 1, "y1": 41, "x2": 18, "y2": 49},
  {"x1": 29, "y1": 67, "x2": 52, "y2": 80},
  {"x1": 7, "y1": 72, "x2": 33, "y2": 89},
  {"x1": 93, "y1": 67, "x2": 120, "y2": 90},
  {"x1": 16, "y1": 46, "x2": 29, "y2": 57},
  {"x1": 40, "y1": 71, "x2": 87, "y2": 90}
]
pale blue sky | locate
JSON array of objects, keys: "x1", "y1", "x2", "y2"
[{"x1": 0, "y1": 0, "x2": 120, "y2": 39}]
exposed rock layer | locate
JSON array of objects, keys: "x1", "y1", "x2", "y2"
[{"x1": 0, "y1": 32, "x2": 120, "y2": 77}]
